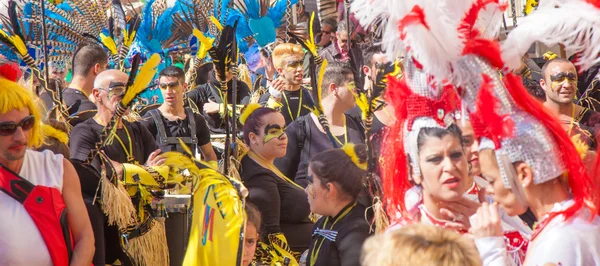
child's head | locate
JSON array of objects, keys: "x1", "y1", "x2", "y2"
[{"x1": 243, "y1": 203, "x2": 262, "y2": 266}]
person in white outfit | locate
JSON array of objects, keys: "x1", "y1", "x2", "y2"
[{"x1": 0, "y1": 71, "x2": 94, "y2": 266}]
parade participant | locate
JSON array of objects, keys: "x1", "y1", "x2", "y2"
[
  {"x1": 41, "y1": 43, "x2": 108, "y2": 127},
  {"x1": 0, "y1": 76, "x2": 94, "y2": 266},
  {"x1": 275, "y1": 62, "x2": 364, "y2": 187},
  {"x1": 318, "y1": 20, "x2": 364, "y2": 69},
  {"x1": 239, "y1": 104, "x2": 312, "y2": 264},
  {"x1": 539, "y1": 58, "x2": 600, "y2": 149},
  {"x1": 316, "y1": 18, "x2": 337, "y2": 49},
  {"x1": 186, "y1": 61, "x2": 252, "y2": 134},
  {"x1": 141, "y1": 66, "x2": 217, "y2": 164},
  {"x1": 243, "y1": 203, "x2": 262, "y2": 266},
  {"x1": 305, "y1": 143, "x2": 371, "y2": 266},
  {"x1": 361, "y1": 224, "x2": 481, "y2": 266},
  {"x1": 260, "y1": 43, "x2": 315, "y2": 125},
  {"x1": 69, "y1": 69, "x2": 161, "y2": 265}
]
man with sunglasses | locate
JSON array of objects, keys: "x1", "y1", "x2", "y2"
[
  {"x1": 539, "y1": 58, "x2": 600, "y2": 150},
  {"x1": 69, "y1": 69, "x2": 161, "y2": 265},
  {"x1": 0, "y1": 78, "x2": 94, "y2": 265},
  {"x1": 141, "y1": 66, "x2": 218, "y2": 165},
  {"x1": 318, "y1": 20, "x2": 364, "y2": 73},
  {"x1": 259, "y1": 43, "x2": 315, "y2": 126}
]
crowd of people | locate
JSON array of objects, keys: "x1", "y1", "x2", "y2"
[{"x1": 1, "y1": 0, "x2": 600, "y2": 266}]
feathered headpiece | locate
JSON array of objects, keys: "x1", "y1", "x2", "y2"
[
  {"x1": 502, "y1": 0, "x2": 600, "y2": 71},
  {"x1": 381, "y1": 58, "x2": 460, "y2": 220},
  {"x1": 227, "y1": 0, "x2": 299, "y2": 48}
]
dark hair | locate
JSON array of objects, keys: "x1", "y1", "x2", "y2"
[
  {"x1": 72, "y1": 43, "x2": 108, "y2": 76},
  {"x1": 541, "y1": 57, "x2": 573, "y2": 81},
  {"x1": 363, "y1": 46, "x2": 382, "y2": 67},
  {"x1": 416, "y1": 124, "x2": 464, "y2": 151},
  {"x1": 242, "y1": 107, "x2": 279, "y2": 145},
  {"x1": 245, "y1": 202, "x2": 262, "y2": 233},
  {"x1": 522, "y1": 77, "x2": 546, "y2": 102},
  {"x1": 321, "y1": 62, "x2": 354, "y2": 98},
  {"x1": 159, "y1": 66, "x2": 186, "y2": 82},
  {"x1": 37, "y1": 120, "x2": 70, "y2": 158},
  {"x1": 321, "y1": 18, "x2": 338, "y2": 32},
  {"x1": 309, "y1": 144, "x2": 368, "y2": 199}
]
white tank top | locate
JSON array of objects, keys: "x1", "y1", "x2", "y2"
[{"x1": 0, "y1": 149, "x2": 64, "y2": 266}]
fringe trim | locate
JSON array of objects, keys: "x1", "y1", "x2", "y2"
[
  {"x1": 367, "y1": 196, "x2": 390, "y2": 234},
  {"x1": 101, "y1": 173, "x2": 137, "y2": 230},
  {"x1": 124, "y1": 219, "x2": 170, "y2": 266}
]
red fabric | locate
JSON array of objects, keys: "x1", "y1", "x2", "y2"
[
  {"x1": 0, "y1": 166, "x2": 72, "y2": 266},
  {"x1": 0, "y1": 62, "x2": 22, "y2": 82},
  {"x1": 503, "y1": 73, "x2": 599, "y2": 221}
]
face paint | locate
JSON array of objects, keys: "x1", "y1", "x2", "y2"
[
  {"x1": 263, "y1": 124, "x2": 285, "y2": 143},
  {"x1": 346, "y1": 81, "x2": 357, "y2": 95},
  {"x1": 550, "y1": 72, "x2": 577, "y2": 90},
  {"x1": 285, "y1": 59, "x2": 304, "y2": 69},
  {"x1": 159, "y1": 81, "x2": 181, "y2": 90}
]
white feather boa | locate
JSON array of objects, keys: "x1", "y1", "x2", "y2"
[{"x1": 502, "y1": 0, "x2": 600, "y2": 71}]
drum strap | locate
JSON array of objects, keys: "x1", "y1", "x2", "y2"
[{"x1": 149, "y1": 108, "x2": 198, "y2": 154}]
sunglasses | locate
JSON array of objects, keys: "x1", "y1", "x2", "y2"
[
  {"x1": 158, "y1": 81, "x2": 181, "y2": 90},
  {"x1": 0, "y1": 115, "x2": 35, "y2": 136},
  {"x1": 99, "y1": 85, "x2": 126, "y2": 99}
]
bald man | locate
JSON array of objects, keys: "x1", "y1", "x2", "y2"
[{"x1": 69, "y1": 69, "x2": 160, "y2": 265}]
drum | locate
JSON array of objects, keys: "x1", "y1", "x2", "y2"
[{"x1": 153, "y1": 194, "x2": 192, "y2": 266}]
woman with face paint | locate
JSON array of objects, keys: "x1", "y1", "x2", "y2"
[
  {"x1": 239, "y1": 104, "x2": 313, "y2": 265},
  {"x1": 304, "y1": 144, "x2": 371, "y2": 266}
]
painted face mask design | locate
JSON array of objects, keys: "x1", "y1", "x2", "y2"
[
  {"x1": 550, "y1": 72, "x2": 577, "y2": 91},
  {"x1": 264, "y1": 124, "x2": 286, "y2": 143}
]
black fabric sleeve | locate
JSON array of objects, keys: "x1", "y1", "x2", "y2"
[
  {"x1": 337, "y1": 224, "x2": 370, "y2": 266},
  {"x1": 274, "y1": 121, "x2": 301, "y2": 181},
  {"x1": 137, "y1": 122, "x2": 159, "y2": 163},
  {"x1": 194, "y1": 113, "x2": 211, "y2": 146},
  {"x1": 245, "y1": 173, "x2": 282, "y2": 235},
  {"x1": 139, "y1": 112, "x2": 158, "y2": 139},
  {"x1": 69, "y1": 123, "x2": 97, "y2": 162},
  {"x1": 186, "y1": 87, "x2": 206, "y2": 111}
]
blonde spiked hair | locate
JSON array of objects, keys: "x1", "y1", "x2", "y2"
[
  {"x1": 272, "y1": 43, "x2": 305, "y2": 69},
  {"x1": 0, "y1": 77, "x2": 44, "y2": 148},
  {"x1": 361, "y1": 224, "x2": 481, "y2": 266}
]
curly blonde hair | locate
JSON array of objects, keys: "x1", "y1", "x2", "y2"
[{"x1": 361, "y1": 224, "x2": 481, "y2": 266}]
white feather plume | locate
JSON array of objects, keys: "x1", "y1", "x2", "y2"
[{"x1": 502, "y1": 0, "x2": 600, "y2": 71}]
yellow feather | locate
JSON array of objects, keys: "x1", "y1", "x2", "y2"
[
  {"x1": 317, "y1": 59, "x2": 328, "y2": 105},
  {"x1": 122, "y1": 53, "x2": 161, "y2": 106},
  {"x1": 571, "y1": 134, "x2": 590, "y2": 160},
  {"x1": 306, "y1": 12, "x2": 318, "y2": 56},
  {"x1": 100, "y1": 33, "x2": 118, "y2": 55},
  {"x1": 122, "y1": 29, "x2": 138, "y2": 47},
  {"x1": 210, "y1": 16, "x2": 224, "y2": 32},
  {"x1": 192, "y1": 28, "x2": 215, "y2": 60},
  {"x1": 341, "y1": 143, "x2": 367, "y2": 170},
  {"x1": 178, "y1": 138, "x2": 195, "y2": 157},
  {"x1": 0, "y1": 29, "x2": 28, "y2": 56},
  {"x1": 239, "y1": 103, "x2": 261, "y2": 125}
]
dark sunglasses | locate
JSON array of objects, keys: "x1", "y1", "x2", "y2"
[{"x1": 0, "y1": 115, "x2": 35, "y2": 136}]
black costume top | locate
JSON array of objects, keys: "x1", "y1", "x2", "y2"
[
  {"x1": 275, "y1": 114, "x2": 365, "y2": 187},
  {"x1": 41, "y1": 88, "x2": 97, "y2": 127},
  {"x1": 140, "y1": 108, "x2": 211, "y2": 154},
  {"x1": 69, "y1": 118, "x2": 158, "y2": 199},
  {"x1": 259, "y1": 87, "x2": 315, "y2": 125},
  {"x1": 305, "y1": 202, "x2": 370, "y2": 266},
  {"x1": 240, "y1": 155, "x2": 313, "y2": 253},
  {"x1": 186, "y1": 71, "x2": 251, "y2": 133}
]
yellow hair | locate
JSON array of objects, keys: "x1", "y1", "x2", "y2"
[
  {"x1": 341, "y1": 143, "x2": 367, "y2": 171},
  {"x1": 272, "y1": 43, "x2": 305, "y2": 69},
  {"x1": 41, "y1": 124, "x2": 69, "y2": 145},
  {"x1": 239, "y1": 103, "x2": 262, "y2": 125},
  {"x1": 0, "y1": 77, "x2": 44, "y2": 148}
]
